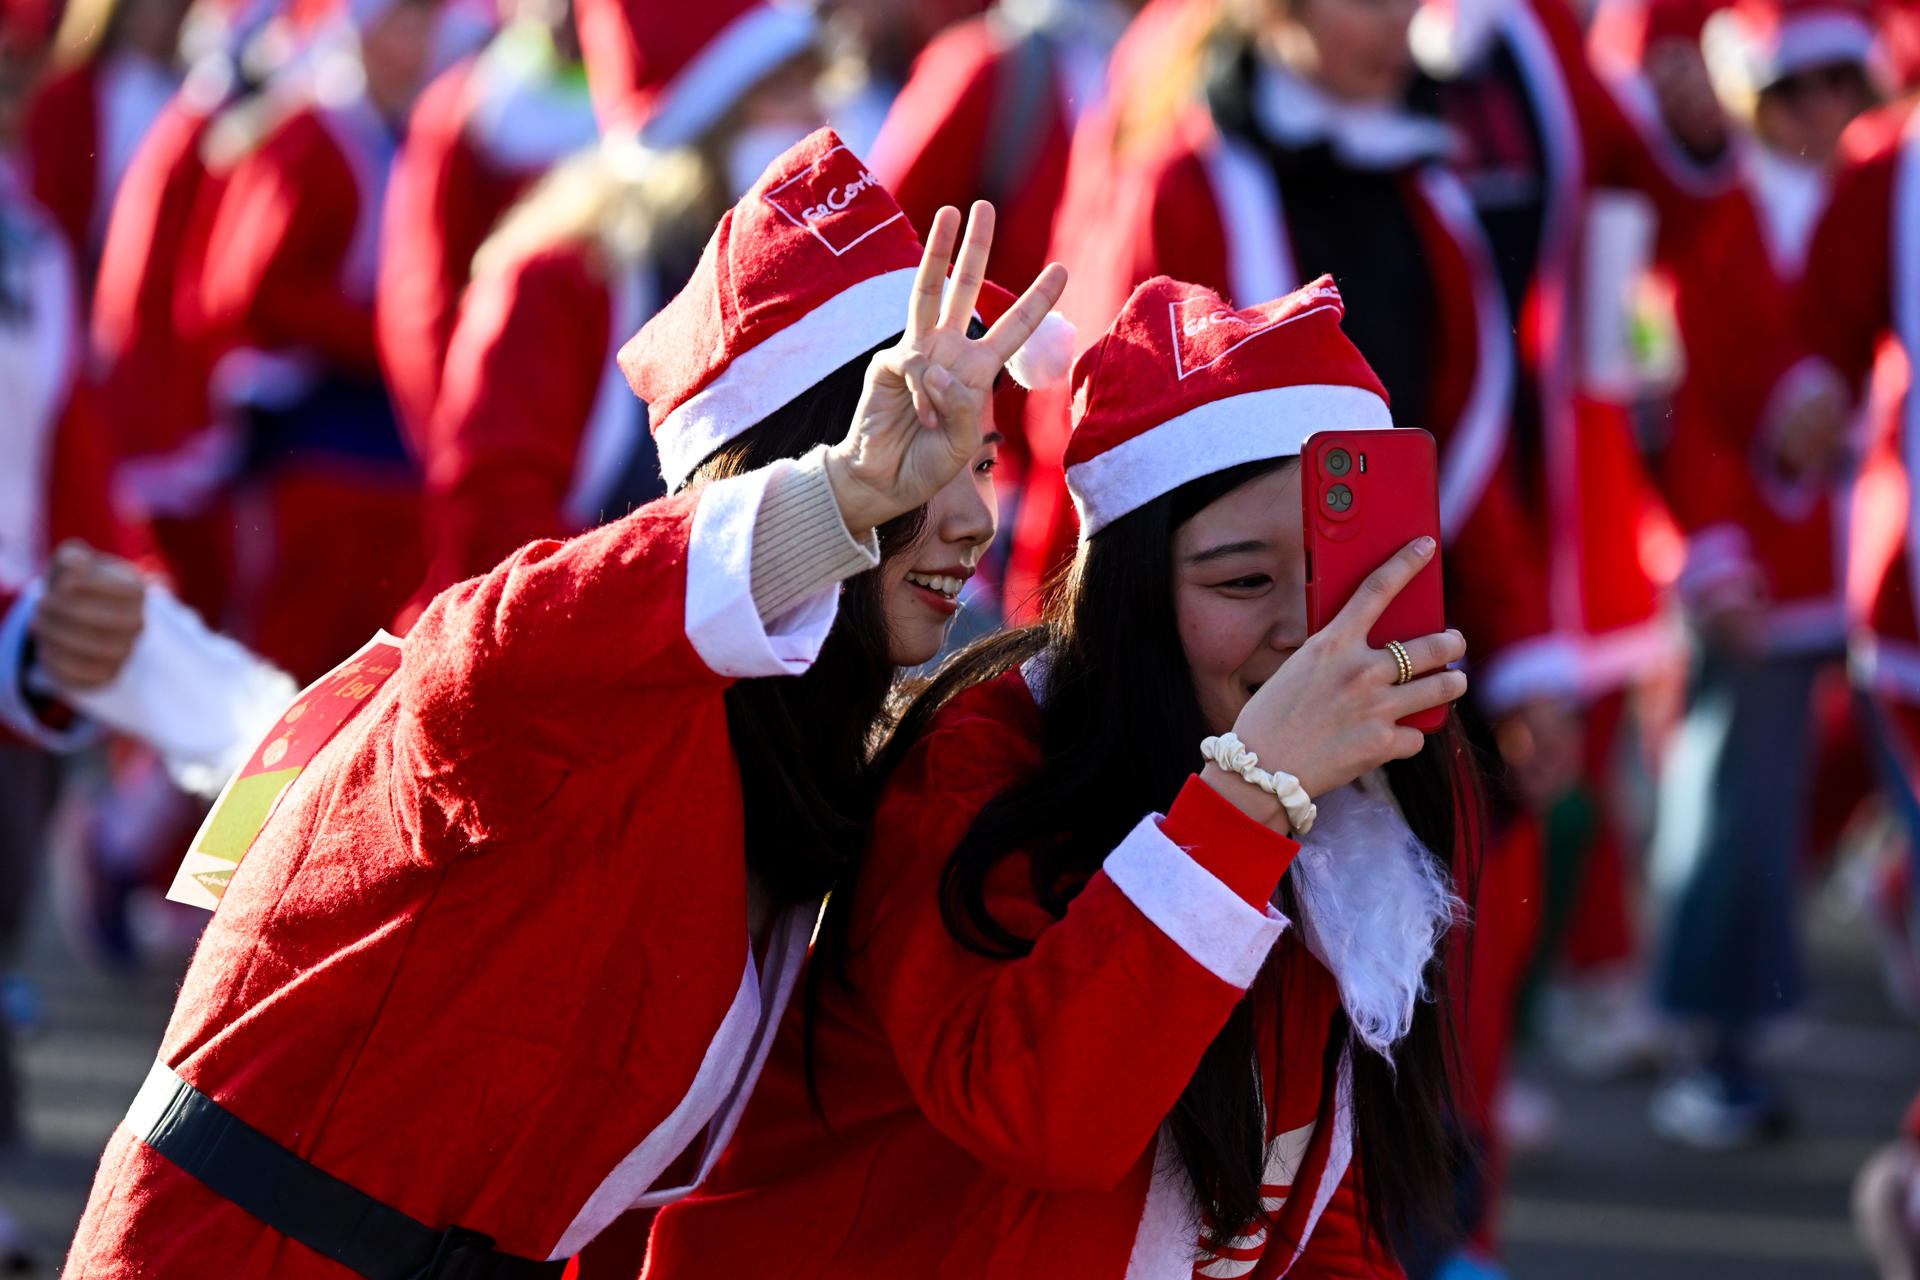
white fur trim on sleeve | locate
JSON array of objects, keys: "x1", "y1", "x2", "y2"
[
  {"x1": 1102, "y1": 811, "x2": 1289, "y2": 989},
  {"x1": 685, "y1": 463, "x2": 842, "y2": 678},
  {"x1": 0, "y1": 581, "x2": 96, "y2": 752}
]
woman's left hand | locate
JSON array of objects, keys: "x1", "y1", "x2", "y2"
[{"x1": 826, "y1": 201, "x2": 1067, "y2": 536}]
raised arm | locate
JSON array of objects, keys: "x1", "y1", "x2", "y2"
[
  {"x1": 393, "y1": 202, "x2": 1069, "y2": 849},
  {"x1": 853, "y1": 711, "x2": 1299, "y2": 1191}
]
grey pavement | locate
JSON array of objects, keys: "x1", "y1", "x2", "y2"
[{"x1": 0, "y1": 874, "x2": 1914, "y2": 1276}]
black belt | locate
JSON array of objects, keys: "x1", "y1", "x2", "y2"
[{"x1": 125, "y1": 1060, "x2": 567, "y2": 1280}]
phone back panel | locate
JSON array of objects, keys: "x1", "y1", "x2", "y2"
[{"x1": 1301, "y1": 428, "x2": 1448, "y2": 733}]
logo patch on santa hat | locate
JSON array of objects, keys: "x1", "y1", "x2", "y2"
[
  {"x1": 762, "y1": 145, "x2": 906, "y2": 257},
  {"x1": 1169, "y1": 281, "x2": 1344, "y2": 380}
]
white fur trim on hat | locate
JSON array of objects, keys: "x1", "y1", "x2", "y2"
[
  {"x1": 1066, "y1": 383, "x2": 1391, "y2": 537},
  {"x1": 656, "y1": 266, "x2": 917, "y2": 490},
  {"x1": 640, "y1": 3, "x2": 820, "y2": 150},
  {"x1": 1006, "y1": 311, "x2": 1075, "y2": 390},
  {"x1": 1771, "y1": 10, "x2": 1876, "y2": 78}
]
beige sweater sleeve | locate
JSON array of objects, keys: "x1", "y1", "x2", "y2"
[{"x1": 749, "y1": 446, "x2": 882, "y2": 623}]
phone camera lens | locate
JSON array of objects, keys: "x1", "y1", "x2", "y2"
[
  {"x1": 1327, "y1": 448, "x2": 1351, "y2": 476},
  {"x1": 1326, "y1": 484, "x2": 1353, "y2": 512}
]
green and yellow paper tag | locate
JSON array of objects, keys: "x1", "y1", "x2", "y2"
[{"x1": 167, "y1": 632, "x2": 404, "y2": 910}]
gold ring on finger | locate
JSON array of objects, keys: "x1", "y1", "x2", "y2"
[{"x1": 1385, "y1": 639, "x2": 1414, "y2": 686}]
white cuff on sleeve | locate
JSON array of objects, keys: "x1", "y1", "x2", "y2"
[
  {"x1": 0, "y1": 580, "x2": 96, "y2": 752},
  {"x1": 686, "y1": 460, "x2": 877, "y2": 679},
  {"x1": 1102, "y1": 812, "x2": 1288, "y2": 989}
]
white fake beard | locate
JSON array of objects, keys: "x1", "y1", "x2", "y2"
[{"x1": 1287, "y1": 771, "x2": 1461, "y2": 1061}]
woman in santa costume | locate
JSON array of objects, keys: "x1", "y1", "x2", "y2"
[
  {"x1": 373, "y1": 0, "x2": 595, "y2": 449},
  {"x1": 410, "y1": 0, "x2": 826, "y2": 608},
  {"x1": 186, "y1": 0, "x2": 446, "y2": 683},
  {"x1": 1797, "y1": 62, "x2": 1920, "y2": 1272},
  {"x1": 643, "y1": 274, "x2": 1469, "y2": 1280},
  {"x1": 62, "y1": 126, "x2": 1069, "y2": 1277},
  {"x1": 1628, "y1": 0, "x2": 1879, "y2": 1148}
]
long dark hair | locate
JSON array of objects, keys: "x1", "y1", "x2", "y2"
[
  {"x1": 874, "y1": 457, "x2": 1477, "y2": 1255},
  {"x1": 689, "y1": 336, "x2": 923, "y2": 904}
]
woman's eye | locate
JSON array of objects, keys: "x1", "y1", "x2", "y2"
[
  {"x1": 1215, "y1": 575, "x2": 1272, "y2": 591},
  {"x1": 976, "y1": 456, "x2": 998, "y2": 475}
]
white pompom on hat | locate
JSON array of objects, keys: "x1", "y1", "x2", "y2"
[
  {"x1": 973, "y1": 278, "x2": 1076, "y2": 391},
  {"x1": 1064, "y1": 275, "x2": 1392, "y2": 538}
]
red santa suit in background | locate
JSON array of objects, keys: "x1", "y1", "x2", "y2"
[
  {"x1": 1393, "y1": 0, "x2": 1728, "y2": 1048},
  {"x1": 869, "y1": 0, "x2": 1133, "y2": 296},
  {"x1": 643, "y1": 276, "x2": 1456, "y2": 1280},
  {"x1": 1621, "y1": 0, "x2": 1885, "y2": 1151},
  {"x1": 91, "y1": 0, "x2": 285, "y2": 627},
  {"x1": 61, "y1": 126, "x2": 935, "y2": 1279},
  {"x1": 1643, "y1": 0, "x2": 1864, "y2": 651},
  {"x1": 188, "y1": 0, "x2": 438, "y2": 682},
  {"x1": 19, "y1": 0, "x2": 187, "y2": 276},
  {"x1": 1804, "y1": 98, "x2": 1920, "y2": 765},
  {"x1": 374, "y1": 5, "x2": 595, "y2": 448},
  {"x1": 410, "y1": 0, "x2": 821, "y2": 610}
]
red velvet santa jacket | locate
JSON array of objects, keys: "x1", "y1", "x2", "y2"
[
  {"x1": 1801, "y1": 101, "x2": 1920, "y2": 701},
  {"x1": 63, "y1": 462, "x2": 861, "y2": 1276},
  {"x1": 1655, "y1": 145, "x2": 1850, "y2": 653},
  {"x1": 410, "y1": 238, "x2": 659, "y2": 618},
  {"x1": 376, "y1": 32, "x2": 597, "y2": 448},
  {"x1": 91, "y1": 71, "x2": 241, "y2": 516},
  {"x1": 22, "y1": 48, "x2": 178, "y2": 265},
  {"x1": 645, "y1": 669, "x2": 1405, "y2": 1280},
  {"x1": 197, "y1": 89, "x2": 394, "y2": 396},
  {"x1": 1057, "y1": 101, "x2": 1552, "y2": 711}
]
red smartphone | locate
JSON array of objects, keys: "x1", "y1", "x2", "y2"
[{"x1": 1301, "y1": 428, "x2": 1448, "y2": 733}]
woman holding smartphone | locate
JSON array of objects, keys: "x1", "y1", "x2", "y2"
[
  {"x1": 64, "y1": 132, "x2": 1068, "y2": 1279},
  {"x1": 643, "y1": 275, "x2": 1471, "y2": 1279}
]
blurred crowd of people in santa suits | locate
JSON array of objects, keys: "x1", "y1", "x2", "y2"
[{"x1": 11, "y1": 0, "x2": 1920, "y2": 1271}]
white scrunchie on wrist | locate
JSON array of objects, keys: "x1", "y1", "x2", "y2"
[{"x1": 1199, "y1": 732, "x2": 1317, "y2": 835}]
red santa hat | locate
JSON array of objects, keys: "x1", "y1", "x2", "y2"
[
  {"x1": 574, "y1": 0, "x2": 819, "y2": 144},
  {"x1": 623, "y1": 128, "x2": 1074, "y2": 491},
  {"x1": 620, "y1": 128, "x2": 924, "y2": 492},
  {"x1": 1709, "y1": 0, "x2": 1877, "y2": 87},
  {"x1": 1064, "y1": 275, "x2": 1391, "y2": 537}
]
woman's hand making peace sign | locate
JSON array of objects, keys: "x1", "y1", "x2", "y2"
[{"x1": 826, "y1": 201, "x2": 1068, "y2": 536}]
